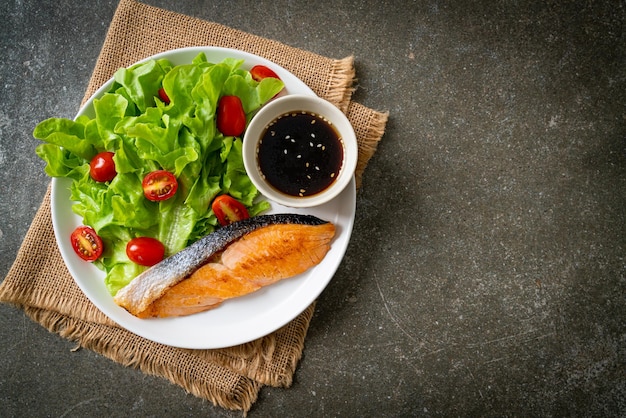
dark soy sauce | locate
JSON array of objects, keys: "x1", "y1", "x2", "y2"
[{"x1": 257, "y1": 111, "x2": 344, "y2": 197}]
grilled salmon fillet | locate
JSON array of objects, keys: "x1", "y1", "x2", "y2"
[{"x1": 114, "y1": 214, "x2": 335, "y2": 318}]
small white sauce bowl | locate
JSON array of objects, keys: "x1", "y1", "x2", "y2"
[{"x1": 243, "y1": 94, "x2": 358, "y2": 208}]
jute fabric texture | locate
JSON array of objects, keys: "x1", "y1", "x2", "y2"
[{"x1": 0, "y1": 0, "x2": 388, "y2": 412}]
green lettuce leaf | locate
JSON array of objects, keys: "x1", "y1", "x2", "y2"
[
  {"x1": 113, "y1": 59, "x2": 168, "y2": 112},
  {"x1": 33, "y1": 54, "x2": 284, "y2": 295}
]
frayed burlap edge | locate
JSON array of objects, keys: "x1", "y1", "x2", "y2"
[
  {"x1": 0, "y1": 185, "x2": 116, "y2": 326},
  {"x1": 206, "y1": 302, "x2": 316, "y2": 388},
  {"x1": 81, "y1": 0, "x2": 357, "y2": 111},
  {"x1": 18, "y1": 304, "x2": 260, "y2": 413},
  {"x1": 0, "y1": 0, "x2": 390, "y2": 413},
  {"x1": 327, "y1": 56, "x2": 355, "y2": 113},
  {"x1": 348, "y1": 102, "x2": 389, "y2": 189}
]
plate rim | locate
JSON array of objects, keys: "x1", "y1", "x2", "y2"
[{"x1": 50, "y1": 46, "x2": 356, "y2": 349}]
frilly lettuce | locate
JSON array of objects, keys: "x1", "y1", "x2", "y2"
[{"x1": 34, "y1": 53, "x2": 284, "y2": 295}]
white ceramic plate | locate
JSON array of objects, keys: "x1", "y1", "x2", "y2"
[{"x1": 50, "y1": 47, "x2": 356, "y2": 349}]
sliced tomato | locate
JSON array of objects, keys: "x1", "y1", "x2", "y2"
[
  {"x1": 142, "y1": 170, "x2": 178, "y2": 201},
  {"x1": 89, "y1": 151, "x2": 117, "y2": 182},
  {"x1": 70, "y1": 226, "x2": 104, "y2": 262},
  {"x1": 250, "y1": 65, "x2": 281, "y2": 82},
  {"x1": 250, "y1": 65, "x2": 284, "y2": 98},
  {"x1": 126, "y1": 237, "x2": 165, "y2": 267},
  {"x1": 212, "y1": 195, "x2": 250, "y2": 226},
  {"x1": 158, "y1": 87, "x2": 170, "y2": 105},
  {"x1": 216, "y1": 95, "x2": 246, "y2": 137}
]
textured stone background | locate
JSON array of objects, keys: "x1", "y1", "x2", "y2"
[{"x1": 1, "y1": 1, "x2": 624, "y2": 416}]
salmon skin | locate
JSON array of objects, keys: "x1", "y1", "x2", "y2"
[{"x1": 114, "y1": 213, "x2": 335, "y2": 318}]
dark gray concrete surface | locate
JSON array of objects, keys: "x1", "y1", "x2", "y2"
[{"x1": 1, "y1": 1, "x2": 625, "y2": 416}]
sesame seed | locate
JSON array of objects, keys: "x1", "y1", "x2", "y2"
[
  {"x1": 315, "y1": 166, "x2": 320, "y2": 171},
  {"x1": 317, "y1": 143, "x2": 322, "y2": 148},
  {"x1": 330, "y1": 172, "x2": 335, "y2": 178},
  {"x1": 297, "y1": 154, "x2": 301, "y2": 158},
  {"x1": 310, "y1": 142, "x2": 314, "y2": 147},
  {"x1": 284, "y1": 149, "x2": 287, "y2": 154},
  {"x1": 311, "y1": 133, "x2": 316, "y2": 138}
]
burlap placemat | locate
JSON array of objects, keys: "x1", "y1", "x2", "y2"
[{"x1": 0, "y1": 0, "x2": 388, "y2": 413}]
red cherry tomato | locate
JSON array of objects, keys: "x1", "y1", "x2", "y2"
[
  {"x1": 250, "y1": 65, "x2": 284, "y2": 98},
  {"x1": 158, "y1": 87, "x2": 170, "y2": 104},
  {"x1": 70, "y1": 226, "x2": 104, "y2": 262},
  {"x1": 142, "y1": 170, "x2": 178, "y2": 201},
  {"x1": 212, "y1": 195, "x2": 250, "y2": 226},
  {"x1": 250, "y1": 65, "x2": 281, "y2": 82},
  {"x1": 126, "y1": 237, "x2": 165, "y2": 266},
  {"x1": 89, "y1": 151, "x2": 117, "y2": 182},
  {"x1": 217, "y1": 95, "x2": 246, "y2": 137}
]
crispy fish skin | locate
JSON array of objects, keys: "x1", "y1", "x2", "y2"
[
  {"x1": 114, "y1": 214, "x2": 332, "y2": 316},
  {"x1": 137, "y1": 222, "x2": 336, "y2": 318}
]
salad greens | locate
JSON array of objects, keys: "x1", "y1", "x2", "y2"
[{"x1": 34, "y1": 53, "x2": 284, "y2": 295}]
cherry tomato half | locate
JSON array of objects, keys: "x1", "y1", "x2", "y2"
[
  {"x1": 142, "y1": 170, "x2": 178, "y2": 201},
  {"x1": 212, "y1": 195, "x2": 250, "y2": 226},
  {"x1": 89, "y1": 151, "x2": 117, "y2": 182},
  {"x1": 217, "y1": 95, "x2": 246, "y2": 137},
  {"x1": 250, "y1": 65, "x2": 284, "y2": 98},
  {"x1": 70, "y1": 226, "x2": 104, "y2": 262},
  {"x1": 250, "y1": 65, "x2": 281, "y2": 82},
  {"x1": 158, "y1": 87, "x2": 170, "y2": 105},
  {"x1": 126, "y1": 237, "x2": 165, "y2": 267}
]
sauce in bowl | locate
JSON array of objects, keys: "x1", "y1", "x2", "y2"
[{"x1": 257, "y1": 111, "x2": 344, "y2": 197}]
